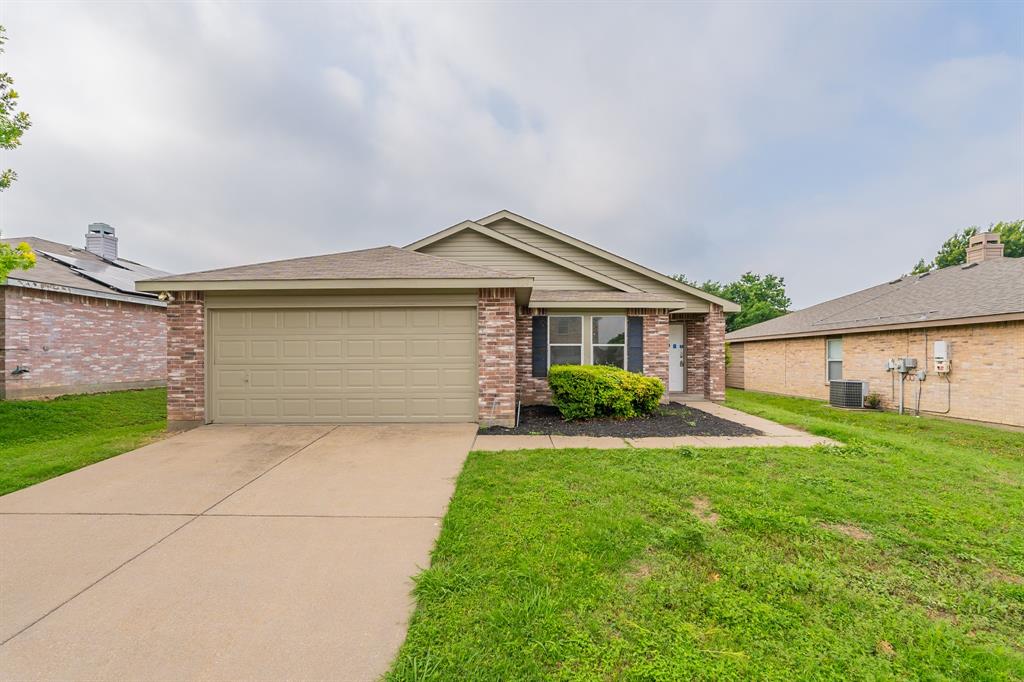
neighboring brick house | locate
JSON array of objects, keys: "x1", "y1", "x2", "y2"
[
  {"x1": 726, "y1": 232, "x2": 1024, "y2": 427},
  {"x1": 138, "y1": 210, "x2": 738, "y2": 429},
  {"x1": 1, "y1": 224, "x2": 169, "y2": 400}
]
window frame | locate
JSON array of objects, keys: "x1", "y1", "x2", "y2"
[
  {"x1": 826, "y1": 336, "x2": 843, "y2": 383},
  {"x1": 547, "y1": 315, "x2": 584, "y2": 368},
  {"x1": 591, "y1": 315, "x2": 628, "y2": 369}
]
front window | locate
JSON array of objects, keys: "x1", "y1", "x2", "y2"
[
  {"x1": 826, "y1": 337, "x2": 843, "y2": 381},
  {"x1": 592, "y1": 316, "x2": 626, "y2": 369},
  {"x1": 549, "y1": 316, "x2": 583, "y2": 366}
]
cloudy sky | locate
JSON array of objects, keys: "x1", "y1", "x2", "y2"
[{"x1": 1, "y1": 1, "x2": 1020, "y2": 307}]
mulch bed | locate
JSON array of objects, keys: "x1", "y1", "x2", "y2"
[{"x1": 481, "y1": 403, "x2": 762, "y2": 438}]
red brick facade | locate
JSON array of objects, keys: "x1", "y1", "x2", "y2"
[
  {"x1": 166, "y1": 291, "x2": 206, "y2": 427},
  {"x1": 477, "y1": 288, "x2": 517, "y2": 427},
  {"x1": 681, "y1": 313, "x2": 707, "y2": 395},
  {"x1": 632, "y1": 308, "x2": 669, "y2": 398},
  {"x1": 0, "y1": 286, "x2": 166, "y2": 400},
  {"x1": 515, "y1": 308, "x2": 551, "y2": 405},
  {"x1": 150, "y1": 289, "x2": 726, "y2": 426},
  {"x1": 705, "y1": 304, "x2": 726, "y2": 401}
]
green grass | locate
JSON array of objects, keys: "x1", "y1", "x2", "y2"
[
  {"x1": 0, "y1": 388, "x2": 167, "y2": 495},
  {"x1": 389, "y1": 390, "x2": 1023, "y2": 681}
]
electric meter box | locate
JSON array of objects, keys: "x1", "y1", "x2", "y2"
[
  {"x1": 896, "y1": 357, "x2": 917, "y2": 373},
  {"x1": 933, "y1": 341, "x2": 951, "y2": 373}
]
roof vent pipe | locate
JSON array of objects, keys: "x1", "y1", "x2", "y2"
[
  {"x1": 966, "y1": 231, "x2": 1003, "y2": 264},
  {"x1": 85, "y1": 222, "x2": 118, "y2": 261}
]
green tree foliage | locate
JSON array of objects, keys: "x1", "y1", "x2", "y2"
[
  {"x1": 673, "y1": 272, "x2": 791, "y2": 332},
  {"x1": 0, "y1": 241, "x2": 36, "y2": 281},
  {"x1": 0, "y1": 25, "x2": 31, "y2": 191},
  {"x1": 912, "y1": 220, "x2": 1023, "y2": 273},
  {"x1": 0, "y1": 25, "x2": 36, "y2": 280}
]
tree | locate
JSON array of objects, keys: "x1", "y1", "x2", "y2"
[
  {"x1": 911, "y1": 220, "x2": 1023, "y2": 273},
  {"x1": 673, "y1": 271, "x2": 791, "y2": 332},
  {"x1": 0, "y1": 24, "x2": 35, "y2": 281},
  {"x1": 0, "y1": 24, "x2": 31, "y2": 190},
  {"x1": 0, "y1": 241, "x2": 36, "y2": 281}
]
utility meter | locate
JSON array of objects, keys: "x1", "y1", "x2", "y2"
[
  {"x1": 896, "y1": 357, "x2": 917, "y2": 373},
  {"x1": 933, "y1": 341, "x2": 950, "y2": 373}
]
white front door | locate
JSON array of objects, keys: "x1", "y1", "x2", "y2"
[{"x1": 669, "y1": 322, "x2": 685, "y2": 392}]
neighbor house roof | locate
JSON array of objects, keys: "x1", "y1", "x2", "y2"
[
  {"x1": 726, "y1": 256, "x2": 1024, "y2": 342},
  {"x1": 1, "y1": 236, "x2": 168, "y2": 306},
  {"x1": 138, "y1": 245, "x2": 533, "y2": 292}
]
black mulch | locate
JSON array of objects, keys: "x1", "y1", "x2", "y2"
[{"x1": 480, "y1": 403, "x2": 762, "y2": 438}]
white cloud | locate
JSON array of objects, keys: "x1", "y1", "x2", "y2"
[{"x1": 0, "y1": 2, "x2": 1019, "y2": 309}]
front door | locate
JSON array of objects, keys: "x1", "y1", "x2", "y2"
[{"x1": 669, "y1": 322, "x2": 685, "y2": 392}]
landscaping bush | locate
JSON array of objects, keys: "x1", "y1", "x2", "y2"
[
  {"x1": 864, "y1": 392, "x2": 883, "y2": 409},
  {"x1": 547, "y1": 365, "x2": 665, "y2": 420}
]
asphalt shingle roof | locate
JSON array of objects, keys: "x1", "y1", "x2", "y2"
[
  {"x1": 1, "y1": 236, "x2": 168, "y2": 299},
  {"x1": 727, "y1": 256, "x2": 1024, "y2": 341},
  {"x1": 144, "y1": 246, "x2": 521, "y2": 282}
]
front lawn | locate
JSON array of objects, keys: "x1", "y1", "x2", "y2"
[
  {"x1": 389, "y1": 390, "x2": 1023, "y2": 680},
  {"x1": 0, "y1": 388, "x2": 167, "y2": 495}
]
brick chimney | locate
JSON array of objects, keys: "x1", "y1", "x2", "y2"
[
  {"x1": 966, "y1": 231, "x2": 1003, "y2": 264},
  {"x1": 85, "y1": 222, "x2": 118, "y2": 260}
]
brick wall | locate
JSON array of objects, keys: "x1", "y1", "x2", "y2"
[
  {"x1": 516, "y1": 308, "x2": 551, "y2": 405},
  {"x1": 681, "y1": 313, "x2": 707, "y2": 395},
  {"x1": 631, "y1": 308, "x2": 669, "y2": 400},
  {"x1": 1, "y1": 286, "x2": 166, "y2": 400},
  {"x1": 705, "y1": 304, "x2": 726, "y2": 401},
  {"x1": 725, "y1": 341, "x2": 745, "y2": 389},
  {"x1": 166, "y1": 291, "x2": 206, "y2": 427},
  {"x1": 478, "y1": 288, "x2": 516, "y2": 426},
  {"x1": 738, "y1": 321, "x2": 1024, "y2": 427}
]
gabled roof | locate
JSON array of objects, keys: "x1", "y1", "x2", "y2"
[
  {"x1": 138, "y1": 245, "x2": 533, "y2": 292},
  {"x1": 406, "y1": 220, "x2": 641, "y2": 292},
  {"x1": 727, "y1": 256, "x2": 1024, "y2": 342},
  {"x1": 1, "y1": 236, "x2": 168, "y2": 305},
  {"x1": 408, "y1": 210, "x2": 739, "y2": 312}
]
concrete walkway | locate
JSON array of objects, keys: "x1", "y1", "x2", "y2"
[
  {"x1": 0, "y1": 423, "x2": 476, "y2": 681},
  {"x1": 473, "y1": 402, "x2": 838, "y2": 451}
]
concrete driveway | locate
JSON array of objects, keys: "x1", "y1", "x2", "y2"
[{"x1": 0, "y1": 423, "x2": 476, "y2": 681}]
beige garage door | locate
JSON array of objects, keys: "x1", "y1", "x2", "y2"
[{"x1": 209, "y1": 307, "x2": 477, "y2": 423}]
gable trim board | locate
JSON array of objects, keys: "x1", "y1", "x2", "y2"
[
  {"x1": 407, "y1": 220, "x2": 640, "y2": 292},
  {"x1": 475, "y1": 210, "x2": 739, "y2": 312}
]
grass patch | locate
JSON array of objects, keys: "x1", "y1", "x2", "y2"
[
  {"x1": 388, "y1": 390, "x2": 1023, "y2": 680},
  {"x1": 0, "y1": 388, "x2": 167, "y2": 495}
]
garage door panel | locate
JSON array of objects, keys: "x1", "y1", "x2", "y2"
[
  {"x1": 210, "y1": 306, "x2": 477, "y2": 423},
  {"x1": 250, "y1": 311, "x2": 278, "y2": 330}
]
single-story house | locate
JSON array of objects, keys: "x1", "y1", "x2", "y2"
[
  {"x1": 1, "y1": 223, "x2": 169, "y2": 400},
  {"x1": 138, "y1": 210, "x2": 739, "y2": 429},
  {"x1": 726, "y1": 231, "x2": 1023, "y2": 427}
]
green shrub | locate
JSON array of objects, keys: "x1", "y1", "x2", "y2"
[{"x1": 547, "y1": 365, "x2": 665, "y2": 420}]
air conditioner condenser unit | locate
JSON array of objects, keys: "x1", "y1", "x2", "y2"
[{"x1": 830, "y1": 380, "x2": 869, "y2": 409}]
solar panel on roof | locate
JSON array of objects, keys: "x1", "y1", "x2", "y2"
[{"x1": 38, "y1": 251, "x2": 158, "y2": 297}]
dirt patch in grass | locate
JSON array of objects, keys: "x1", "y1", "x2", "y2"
[
  {"x1": 481, "y1": 403, "x2": 761, "y2": 438},
  {"x1": 821, "y1": 522, "x2": 873, "y2": 541},
  {"x1": 987, "y1": 568, "x2": 1023, "y2": 584},
  {"x1": 690, "y1": 496, "x2": 720, "y2": 525}
]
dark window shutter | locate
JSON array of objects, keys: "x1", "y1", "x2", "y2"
[
  {"x1": 627, "y1": 316, "x2": 644, "y2": 373},
  {"x1": 532, "y1": 316, "x2": 548, "y2": 377}
]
